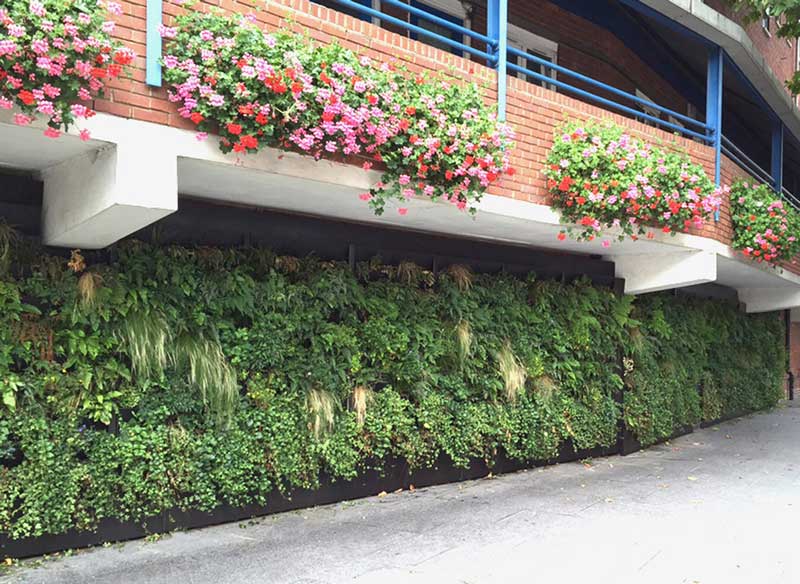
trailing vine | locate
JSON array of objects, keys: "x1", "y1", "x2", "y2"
[
  {"x1": 0, "y1": 0, "x2": 135, "y2": 139},
  {"x1": 160, "y1": 6, "x2": 514, "y2": 215},
  {"x1": 544, "y1": 121, "x2": 723, "y2": 243},
  {"x1": 730, "y1": 179, "x2": 800, "y2": 264}
]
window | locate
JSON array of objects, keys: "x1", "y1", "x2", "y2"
[
  {"x1": 761, "y1": 12, "x2": 772, "y2": 36},
  {"x1": 796, "y1": 37, "x2": 800, "y2": 71},
  {"x1": 312, "y1": 0, "x2": 378, "y2": 24},
  {"x1": 634, "y1": 89, "x2": 660, "y2": 127},
  {"x1": 409, "y1": 0, "x2": 466, "y2": 56},
  {"x1": 796, "y1": 40, "x2": 800, "y2": 107},
  {"x1": 506, "y1": 24, "x2": 558, "y2": 91}
]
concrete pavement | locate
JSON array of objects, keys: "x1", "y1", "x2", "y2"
[{"x1": 4, "y1": 403, "x2": 800, "y2": 584}]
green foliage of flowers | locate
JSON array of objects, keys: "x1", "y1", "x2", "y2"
[
  {"x1": 730, "y1": 179, "x2": 800, "y2": 264},
  {"x1": 0, "y1": 241, "x2": 785, "y2": 540},
  {"x1": 160, "y1": 7, "x2": 514, "y2": 216},
  {"x1": 544, "y1": 121, "x2": 723, "y2": 242},
  {"x1": 0, "y1": 0, "x2": 135, "y2": 138}
]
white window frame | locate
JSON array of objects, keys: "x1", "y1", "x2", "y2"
[
  {"x1": 506, "y1": 24, "x2": 558, "y2": 91},
  {"x1": 761, "y1": 12, "x2": 772, "y2": 36},
  {"x1": 796, "y1": 37, "x2": 800, "y2": 71},
  {"x1": 796, "y1": 39, "x2": 800, "y2": 107}
]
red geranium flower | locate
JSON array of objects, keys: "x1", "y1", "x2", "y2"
[{"x1": 18, "y1": 90, "x2": 35, "y2": 105}]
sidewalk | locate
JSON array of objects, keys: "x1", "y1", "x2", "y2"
[{"x1": 4, "y1": 403, "x2": 800, "y2": 584}]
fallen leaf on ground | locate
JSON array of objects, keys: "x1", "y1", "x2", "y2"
[
  {"x1": 378, "y1": 491, "x2": 387, "y2": 498},
  {"x1": 687, "y1": 476, "x2": 698, "y2": 481}
]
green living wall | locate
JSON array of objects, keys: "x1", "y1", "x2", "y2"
[{"x1": 0, "y1": 240, "x2": 785, "y2": 541}]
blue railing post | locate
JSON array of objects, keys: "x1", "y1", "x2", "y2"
[
  {"x1": 486, "y1": 0, "x2": 508, "y2": 121},
  {"x1": 706, "y1": 46, "x2": 723, "y2": 220},
  {"x1": 706, "y1": 46, "x2": 723, "y2": 186},
  {"x1": 772, "y1": 120, "x2": 784, "y2": 193},
  {"x1": 146, "y1": 0, "x2": 163, "y2": 87}
]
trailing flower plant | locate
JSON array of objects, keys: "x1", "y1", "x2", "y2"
[
  {"x1": 0, "y1": 0, "x2": 135, "y2": 139},
  {"x1": 729, "y1": 179, "x2": 800, "y2": 264},
  {"x1": 544, "y1": 121, "x2": 723, "y2": 243},
  {"x1": 160, "y1": 6, "x2": 514, "y2": 215}
]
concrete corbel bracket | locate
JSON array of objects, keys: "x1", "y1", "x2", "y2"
[
  {"x1": 611, "y1": 250, "x2": 717, "y2": 295},
  {"x1": 42, "y1": 136, "x2": 178, "y2": 249},
  {"x1": 739, "y1": 287, "x2": 800, "y2": 313}
]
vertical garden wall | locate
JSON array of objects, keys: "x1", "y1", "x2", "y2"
[{"x1": 0, "y1": 236, "x2": 786, "y2": 552}]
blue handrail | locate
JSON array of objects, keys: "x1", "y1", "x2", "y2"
[
  {"x1": 722, "y1": 136, "x2": 773, "y2": 185},
  {"x1": 782, "y1": 187, "x2": 800, "y2": 211},
  {"x1": 506, "y1": 57, "x2": 710, "y2": 142},
  {"x1": 722, "y1": 135, "x2": 800, "y2": 211},
  {"x1": 507, "y1": 46, "x2": 706, "y2": 133}
]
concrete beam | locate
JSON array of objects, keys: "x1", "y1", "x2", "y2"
[
  {"x1": 41, "y1": 141, "x2": 177, "y2": 249},
  {"x1": 611, "y1": 251, "x2": 717, "y2": 295},
  {"x1": 739, "y1": 288, "x2": 800, "y2": 313}
]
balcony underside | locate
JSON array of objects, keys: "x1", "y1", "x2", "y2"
[{"x1": 2, "y1": 112, "x2": 799, "y2": 314}]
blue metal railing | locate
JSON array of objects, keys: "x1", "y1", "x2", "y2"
[
  {"x1": 505, "y1": 46, "x2": 711, "y2": 142},
  {"x1": 782, "y1": 187, "x2": 800, "y2": 211},
  {"x1": 722, "y1": 135, "x2": 800, "y2": 211}
]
